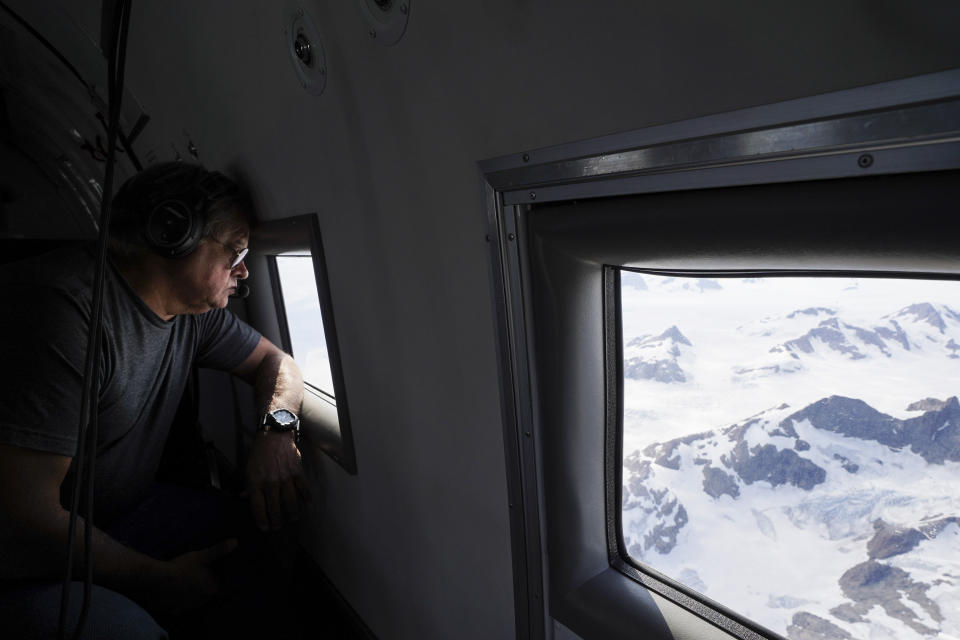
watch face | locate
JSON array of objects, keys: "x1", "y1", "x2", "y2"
[{"x1": 271, "y1": 409, "x2": 297, "y2": 427}]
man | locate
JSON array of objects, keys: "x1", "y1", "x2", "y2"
[{"x1": 0, "y1": 162, "x2": 309, "y2": 638}]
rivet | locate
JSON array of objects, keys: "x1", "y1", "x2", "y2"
[
  {"x1": 858, "y1": 153, "x2": 874, "y2": 168},
  {"x1": 529, "y1": 192, "x2": 536, "y2": 200},
  {"x1": 525, "y1": 431, "x2": 531, "y2": 437},
  {"x1": 522, "y1": 153, "x2": 530, "y2": 162},
  {"x1": 508, "y1": 233, "x2": 516, "y2": 241}
]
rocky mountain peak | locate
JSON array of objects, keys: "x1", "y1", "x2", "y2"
[
  {"x1": 787, "y1": 307, "x2": 836, "y2": 319},
  {"x1": 906, "y1": 397, "x2": 951, "y2": 412},
  {"x1": 893, "y1": 302, "x2": 960, "y2": 334},
  {"x1": 782, "y1": 395, "x2": 960, "y2": 464},
  {"x1": 624, "y1": 326, "x2": 692, "y2": 383}
]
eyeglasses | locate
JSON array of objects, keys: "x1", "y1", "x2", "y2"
[{"x1": 209, "y1": 237, "x2": 249, "y2": 269}]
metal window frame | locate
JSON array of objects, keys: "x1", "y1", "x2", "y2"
[{"x1": 479, "y1": 68, "x2": 960, "y2": 640}]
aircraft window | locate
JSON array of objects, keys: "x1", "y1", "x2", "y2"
[
  {"x1": 254, "y1": 213, "x2": 357, "y2": 474},
  {"x1": 275, "y1": 252, "x2": 335, "y2": 397},
  {"x1": 620, "y1": 270, "x2": 960, "y2": 640}
]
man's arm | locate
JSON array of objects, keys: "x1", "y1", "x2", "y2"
[
  {"x1": 232, "y1": 336, "x2": 311, "y2": 531},
  {"x1": 0, "y1": 444, "x2": 233, "y2": 614}
]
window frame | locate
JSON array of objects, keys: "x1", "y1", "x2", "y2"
[
  {"x1": 479, "y1": 69, "x2": 960, "y2": 640},
  {"x1": 251, "y1": 213, "x2": 357, "y2": 475}
]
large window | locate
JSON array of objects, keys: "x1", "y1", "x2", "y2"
[
  {"x1": 620, "y1": 272, "x2": 960, "y2": 640},
  {"x1": 481, "y1": 71, "x2": 960, "y2": 640}
]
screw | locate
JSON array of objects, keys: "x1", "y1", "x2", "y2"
[
  {"x1": 369, "y1": 28, "x2": 377, "y2": 38},
  {"x1": 529, "y1": 192, "x2": 536, "y2": 200},
  {"x1": 508, "y1": 233, "x2": 516, "y2": 241},
  {"x1": 522, "y1": 153, "x2": 530, "y2": 162},
  {"x1": 485, "y1": 234, "x2": 491, "y2": 242},
  {"x1": 525, "y1": 431, "x2": 531, "y2": 437},
  {"x1": 858, "y1": 153, "x2": 874, "y2": 168}
]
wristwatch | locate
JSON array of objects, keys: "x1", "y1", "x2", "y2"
[{"x1": 260, "y1": 408, "x2": 301, "y2": 444}]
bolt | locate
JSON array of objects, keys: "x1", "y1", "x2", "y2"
[
  {"x1": 858, "y1": 153, "x2": 874, "y2": 168},
  {"x1": 529, "y1": 192, "x2": 536, "y2": 200},
  {"x1": 522, "y1": 153, "x2": 530, "y2": 162}
]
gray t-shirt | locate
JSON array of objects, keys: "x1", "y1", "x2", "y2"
[{"x1": 0, "y1": 244, "x2": 261, "y2": 524}]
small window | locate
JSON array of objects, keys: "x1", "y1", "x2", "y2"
[
  {"x1": 252, "y1": 213, "x2": 356, "y2": 474},
  {"x1": 275, "y1": 252, "x2": 335, "y2": 397},
  {"x1": 620, "y1": 271, "x2": 960, "y2": 640}
]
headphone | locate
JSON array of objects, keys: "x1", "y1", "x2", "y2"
[{"x1": 117, "y1": 164, "x2": 233, "y2": 258}]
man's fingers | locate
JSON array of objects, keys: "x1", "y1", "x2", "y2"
[
  {"x1": 281, "y1": 481, "x2": 300, "y2": 522},
  {"x1": 203, "y1": 538, "x2": 239, "y2": 563},
  {"x1": 249, "y1": 488, "x2": 269, "y2": 531},
  {"x1": 265, "y1": 481, "x2": 282, "y2": 530},
  {"x1": 293, "y1": 474, "x2": 312, "y2": 502}
]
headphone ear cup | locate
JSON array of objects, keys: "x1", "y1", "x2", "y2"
[{"x1": 144, "y1": 199, "x2": 204, "y2": 257}]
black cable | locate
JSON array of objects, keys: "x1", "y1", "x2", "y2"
[{"x1": 57, "y1": 1, "x2": 133, "y2": 638}]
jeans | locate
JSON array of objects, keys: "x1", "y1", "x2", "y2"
[
  {"x1": 0, "y1": 483, "x2": 248, "y2": 640},
  {"x1": 0, "y1": 581, "x2": 168, "y2": 640}
]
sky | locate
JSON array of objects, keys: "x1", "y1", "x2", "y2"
[{"x1": 276, "y1": 254, "x2": 335, "y2": 395}]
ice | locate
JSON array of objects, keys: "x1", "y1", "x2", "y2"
[{"x1": 620, "y1": 274, "x2": 960, "y2": 639}]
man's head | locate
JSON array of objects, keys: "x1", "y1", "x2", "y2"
[{"x1": 110, "y1": 162, "x2": 255, "y2": 315}]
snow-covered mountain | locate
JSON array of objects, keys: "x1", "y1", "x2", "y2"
[
  {"x1": 619, "y1": 274, "x2": 960, "y2": 640},
  {"x1": 623, "y1": 326, "x2": 692, "y2": 383},
  {"x1": 623, "y1": 397, "x2": 960, "y2": 639}
]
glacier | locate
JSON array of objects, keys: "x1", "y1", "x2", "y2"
[{"x1": 620, "y1": 273, "x2": 960, "y2": 640}]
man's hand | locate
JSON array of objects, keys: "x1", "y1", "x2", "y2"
[
  {"x1": 138, "y1": 538, "x2": 238, "y2": 616},
  {"x1": 244, "y1": 432, "x2": 311, "y2": 531}
]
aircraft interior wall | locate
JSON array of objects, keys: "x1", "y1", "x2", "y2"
[{"x1": 2, "y1": 1, "x2": 959, "y2": 638}]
